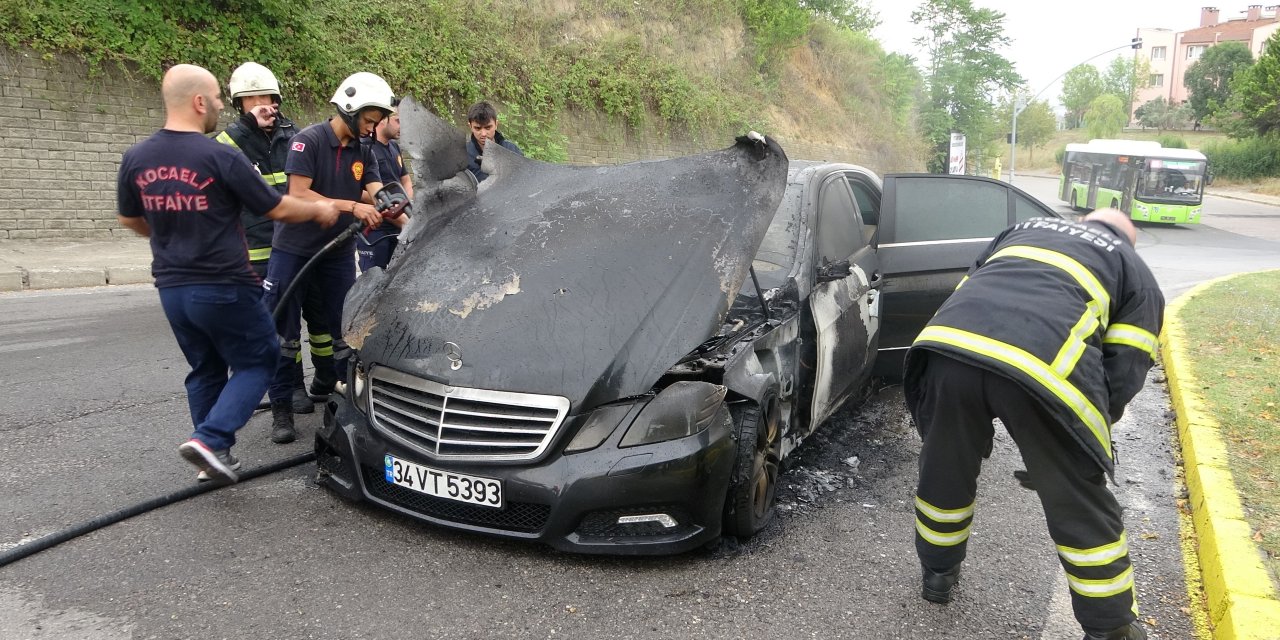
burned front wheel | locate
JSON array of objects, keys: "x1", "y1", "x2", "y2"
[{"x1": 722, "y1": 398, "x2": 782, "y2": 538}]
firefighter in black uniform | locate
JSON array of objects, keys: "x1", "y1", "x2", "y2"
[
  {"x1": 216, "y1": 62, "x2": 336, "y2": 424},
  {"x1": 904, "y1": 209, "x2": 1164, "y2": 640}
]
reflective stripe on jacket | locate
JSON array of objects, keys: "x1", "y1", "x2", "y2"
[
  {"x1": 215, "y1": 114, "x2": 297, "y2": 258},
  {"x1": 904, "y1": 217, "x2": 1165, "y2": 474}
]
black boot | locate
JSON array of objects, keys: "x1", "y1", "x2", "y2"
[
  {"x1": 291, "y1": 360, "x2": 314, "y2": 414},
  {"x1": 270, "y1": 399, "x2": 297, "y2": 444},
  {"x1": 309, "y1": 352, "x2": 337, "y2": 397},
  {"x1": 1082, "y1": 622, "x2": 1147, "y2": 640},
  {"x1": 921, "y1": 564, "x2": 962, "y2": 604}
]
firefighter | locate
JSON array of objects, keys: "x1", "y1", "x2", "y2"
[
  {"x1": 358, "y1": 98, "x2": 413, "y2": 272},
  {"x1": 904, "y1": 209, "x2": 1164, "y2": 640},
  {"x1": 115, "y1": 64, "x2": 339, "y2": 482},
  {"x1": 216, "y1": 61, "x2": 334, "y2": 421},
  {"x1": 262, "y1": 72, "x2": 389, "y2": 444}
]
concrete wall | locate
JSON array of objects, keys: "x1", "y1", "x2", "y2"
[
  {"x1": 0, "y1": 47, "x2": 877, "y2": 239},
  {"x1": 0, "y1": 48, "x2": 163, "y2": 239}
]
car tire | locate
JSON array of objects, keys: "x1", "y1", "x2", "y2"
[{"x1": 723, "y1": 398, "x2": 782, "y2": 538}]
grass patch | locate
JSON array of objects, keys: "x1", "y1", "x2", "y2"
[{"x1": 1174, "y1": 270, "x2": 1280, "y2": 581}]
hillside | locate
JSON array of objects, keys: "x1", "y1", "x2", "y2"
[{"x1": 0, "y1": 0, "x2": 925, "y2": 171}]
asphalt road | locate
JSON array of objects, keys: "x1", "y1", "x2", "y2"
[{"x1": 1, "y1": 185, "x2": 1277, "y2": 639}]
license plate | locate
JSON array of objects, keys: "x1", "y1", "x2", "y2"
[
  {"x1": 1160, "y1": 215, "x2": 1176, "y2": 221},
  {"x1": 383, "y1": 454, "x2": 503, "y2": 508}
]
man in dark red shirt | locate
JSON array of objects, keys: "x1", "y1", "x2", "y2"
[{"x1": 116, "y1": 64, "x2": 340, "y2": 483}]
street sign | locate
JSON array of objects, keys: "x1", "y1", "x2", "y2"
[{"x1": 949, "y1": 133, "x2": 966, "y2": 175}]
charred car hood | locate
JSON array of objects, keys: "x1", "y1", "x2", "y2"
[{"x1": 344, "y1": 100, "x2": 787, "y2": 411}]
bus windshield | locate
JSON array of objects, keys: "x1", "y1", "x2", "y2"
[{"x1": 1137, "y1": 159, "x2": 1206, "y2": 203}]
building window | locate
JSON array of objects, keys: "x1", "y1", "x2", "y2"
[
  {"x1": 1151, "y1": 46, "x2": 1166, "y2": 60},
  {"x1": 1187, "y1": 45, "x2": 1207, "y2": 60},
  {"x1": 1150, "y1": 73, "x2": 1164, "y2": 87}
]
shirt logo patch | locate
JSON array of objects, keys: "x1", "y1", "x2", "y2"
[
  {"x1": 291, "y1": 141, "x2": 306, "y2": 152},
  {"x1": 352, "y1": 161, "x2": 364, "y2": 181}
]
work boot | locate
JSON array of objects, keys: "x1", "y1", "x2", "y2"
[
  {"x1": 1082, "y1": 622, "x2": 1148, "y2": 640},
  {"x1": 270, "y1": 399, "x2": 297, "y2": 444},
  {"x1": 292, "y1": 361, "x2": 314, "y2": 414},
  {"x1": 309, "y1": 353, "x2": 337, "y2": 397},
  {"x1": 921, "y1": 563, "x2": 962, "y2": 604}
]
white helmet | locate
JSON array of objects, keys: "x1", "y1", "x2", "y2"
[
  {"x1": 330, "y1": 72, "x2": 395, "y2": 116},
  {"x1": 228, "y1": 62, "x2": 282, "y2": 101}
]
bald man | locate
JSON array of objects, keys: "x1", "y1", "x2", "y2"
[
  {"x1": 901, "y1": 209, "x2": 1163, "y2": 640},
  {"x1": 117, "y1": 64, "x2": 344, "y2": 483}
]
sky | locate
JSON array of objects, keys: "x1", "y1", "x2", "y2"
[{"x1": 862, "y1": 0, "x2": 1236, "y2": 107}]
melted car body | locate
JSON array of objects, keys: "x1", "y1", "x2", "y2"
[{"x1": 316, "y1": 98, "x2": 1061, "y2": 554}]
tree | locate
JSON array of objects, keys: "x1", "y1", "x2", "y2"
[
  {"x1": 911, "y1": 0, "x2": 1023, "y2": 173},
  {"x1": 1134, "y1": 97, "x2": 1192, "y2": 132},
  {"x1": 1213, "y1": 32, "x2": 1280, "y2": 138},
  {"x1": 1061, "y1": 65, "x2": 1104, "y2": 129},
  {"x1": 1085, "y1": 94, "x2": 1128, "y2": 138},
  {"x1": 1010, "y1": 98, "x2": 1056, "y2": 162},
  {"x1": 1102, "y1": 55, "x2": 1150, "y2": 122},
  {"x1": 800, "y1": 0, "x2": 880, "y2": 32},
  {"x1": 1184, "y1": 41, "x2": 1253, "y2": 125}
]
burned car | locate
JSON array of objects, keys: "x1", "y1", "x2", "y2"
[{"x1": 316, "y1": 98, "x2": 1061, "y2": 554}]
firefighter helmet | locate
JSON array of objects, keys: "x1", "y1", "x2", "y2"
[
  {"x1": 228, "y1": 62, "x2": 282, "y2": 103},
  {"x1": 330, "y1": 72, "x2": 395, "y2": 116}
]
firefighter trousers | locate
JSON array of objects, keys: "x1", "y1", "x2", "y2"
[{"x1": 911, "y1": 352, "x2": 1137, "y2": 632}]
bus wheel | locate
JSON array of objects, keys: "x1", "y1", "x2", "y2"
[
  {"x1": 1111, "y1": 199, "x2": 1119, "y2": 209},
  {"x1": 1069, "y1": 191, "x2": 1080, "y2": 211}
]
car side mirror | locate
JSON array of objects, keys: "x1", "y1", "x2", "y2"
[{"x1": 815, "y1": 259, "x2": 852, "y2": 284}]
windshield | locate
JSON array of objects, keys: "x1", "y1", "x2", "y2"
[{"x1": 1137, "y1": 159, "x2": 1205, "y2": 203}]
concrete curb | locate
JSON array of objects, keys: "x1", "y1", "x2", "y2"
[{"x1": 1162, "y1": 271, "x2": 1280, "y2": 640}]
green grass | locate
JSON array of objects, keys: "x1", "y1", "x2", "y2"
[{"x1": 1175, "y1": 271, "x2": 1280, "y2": 581}]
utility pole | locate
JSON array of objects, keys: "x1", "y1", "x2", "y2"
[{"x1": 1009, "y1": 37, "x2": 1143, "y2": 184}]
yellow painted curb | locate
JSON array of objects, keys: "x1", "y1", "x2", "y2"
[{"x1": 1162, "y1": 270, "x2": 1280, "y2": 640}]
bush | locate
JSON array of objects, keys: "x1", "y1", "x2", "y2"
[
  {"x1": 1054, "y1": 145, "x2": 1067, "y2": 164},
  {"x1": 1156, "y1": 134, "x2": 1187, "y2": 149},
  {"x1": 1202, "y1": 135, "x2": 1280, "y2": 180}
]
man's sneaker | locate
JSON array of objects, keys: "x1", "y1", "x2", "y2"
[
  {"x1": 270, "y1": 399, "x2": 296, "y2": 444},
  {"x1": 921, "y1": 563, "x2": 962, "y2": 604},
  {"x1": 292, "y1": 386, "x2": 315, "y2": 414},
  {"x1": 1083, "y1": 622, "x2": 1148, "y2": 640},
  {"x1": 196, "y1": 450, "x2": 242, "y2": 482},
  {"x1": 178, "y1": 439, "x2": 240, "y2": 483}
]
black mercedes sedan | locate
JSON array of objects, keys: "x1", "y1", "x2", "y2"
[{"x1": 314, "y1": 98, "x2": 1061, "y2": 555}]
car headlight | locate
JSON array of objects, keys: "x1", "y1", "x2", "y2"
[
  {"x1": 564, "y1": 403, "x2": 638, "y2": 453},
  {"x1": 619, "y1": 381, "x2": 728, "y2": 448},
  {"x1": 352, "y1": 360, "x2": 370, "y2": 410}
]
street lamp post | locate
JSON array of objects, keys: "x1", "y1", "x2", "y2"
[{"x1": 1009, "y1": 37, "x2": 1143, "y2": 183}]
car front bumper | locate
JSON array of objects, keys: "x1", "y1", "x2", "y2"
[{"x1": 315, "y1": 393, "x2": 736, "y2": 555}]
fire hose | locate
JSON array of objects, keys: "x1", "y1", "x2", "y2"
[{"x1": 0, "y1": 189, "x2": 411, "y2": 568}]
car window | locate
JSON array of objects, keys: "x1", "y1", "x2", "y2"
[
  {"x1": 1014, "y1": 191, "x2": 1046, "y2": 223},
  {"x1": 847, "y1": 176, "x2": 879, "y2": 242},
  {"x1": 816, "y1": 175, "x2": 864, "y2": 262},
  {"x1": 751, "y1": 186, "x2": 803, "y2": 290},
  {"x1": 893, "y1": 177, "x2": 1009, "y2": 242}
]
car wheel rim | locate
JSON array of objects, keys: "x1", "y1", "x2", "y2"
[{"x1": 750, "y1": 402, "x2": 782, "y2": 518}]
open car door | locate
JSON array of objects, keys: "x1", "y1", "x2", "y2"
[{"x1": 872, "y1": 174, "x2": 1060, "y2": 378}]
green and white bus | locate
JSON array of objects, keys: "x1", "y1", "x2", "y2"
[{"x1": 1059, "y1": 139, "x2": 1209, "y2": 224}]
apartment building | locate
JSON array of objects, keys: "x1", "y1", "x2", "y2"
[{"x1": 1132, "y1": 5, "x2": 1280, "y2": 120}]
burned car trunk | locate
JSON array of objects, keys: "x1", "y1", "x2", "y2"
[{"x1": 318, "y1": 98, "x2": 791, "y2": 554}]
